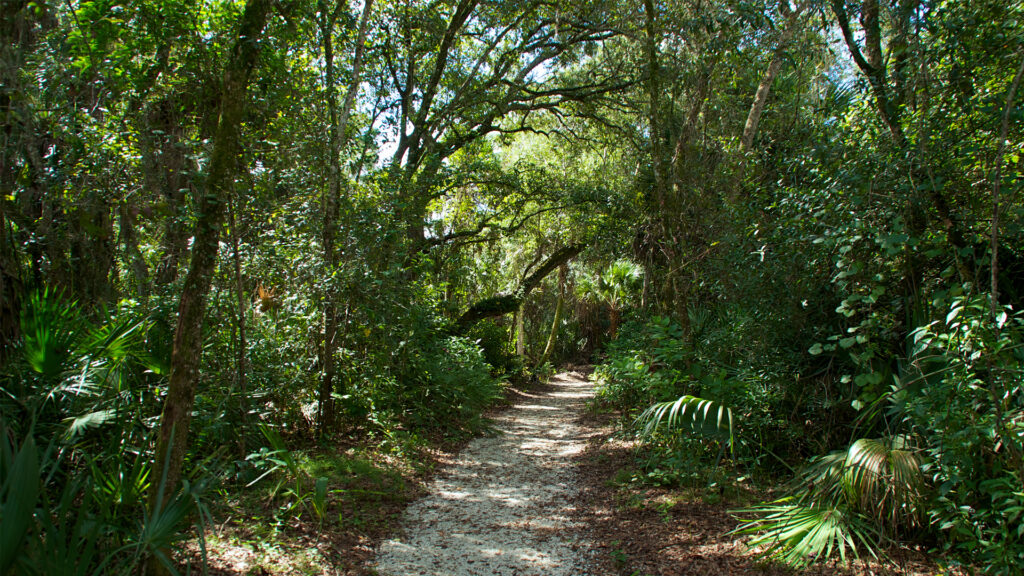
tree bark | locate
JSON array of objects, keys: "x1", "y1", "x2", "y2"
[
  {"x1": 831, "y1": 0, "x2": 904, "y2": 144},
  {"x1": 740, "y1": 1, "x2": 806, "y2": 154},
  {"x1": 69, "y1": 193, "x2": 115, "y2": 304},
  {"x1": 457, "y1": 243, "x2": 586, "y2": 331},
  {"x1": 515, "y1": 301, "x2": 526, "y2": 357},
  {"x1": 989, "y1": 54, "x2": 1024, "y2": 318},
  {"x1": 147, "y1": 3, "x2": 272, "y2": 570},
  {"x1": 986, "y1": 53, "x2": 1024, "y2": 482},
  {"x1": 537, "y1": 264, "x2": 566, "y2": 367},
  {"x1": 119, "y1": 202, "x2": 150, "y2": 299},
  {"x1": 641, "y1": 0, "x2": 669, "y2": 209},
  {"x1": 609, "y1": 305, "x2": 620, "y2": 339},
  {"x1": 226, "y1": 193, "x2": 249, "y2": 449},
  {"x1": 0, "y1": 205, "x2": 20, "y2": 361},
  {"x1": 317, "y1": 0, "x2": 374, "y2": 435},
  {"x1": 145, "y1": 99, "x2": 192, "y2": 287}
]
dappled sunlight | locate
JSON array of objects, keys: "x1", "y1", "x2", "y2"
[
  {"x1": 515, "y1": 403, "x2": 560, "y2": 411},
  {"x1": 374, "y1": 375, "x2": 597, "y2": 575}
]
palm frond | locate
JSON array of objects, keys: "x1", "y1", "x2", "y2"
[
  {"x1": 63, "y1": 409, "x2": 117, "y2": 441},
  {"x1": 20, "y1": 289, "x2": 81, "y2": 381},
  {"x1": 734, "y1": 499, "x2": 878, "y2": 567},
  {"x1": 844, "y1": 438, "x2": 925, "y2": 530},
  {"x1": 736, "y1": 435, "x2": 927, "y2": 568},
  {"x1": 636, "y1": 394, "x2": 734, "y2": 450}
]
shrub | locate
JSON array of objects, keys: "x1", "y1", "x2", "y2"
[{"x1": 467, "y1": 319, "x2": 522, "y2": 377}]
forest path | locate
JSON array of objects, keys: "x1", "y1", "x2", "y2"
[{"x1": 371, "y1": 371, "x2": 598, "y2": 576}]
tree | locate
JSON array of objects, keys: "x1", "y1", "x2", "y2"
[
  {"x1": 317, "y1": 0, "x2": 374, "y2": 434},
  {"x1": 595, "y1": 259, "x2": 642, "y2": 338},
  {"x1": 830, "y1": 0, "x2": 972, "y2": 279},
  {"x1": 457, "y1": 243, "x2": 587, "y2": 331},
  {"x1": 148, "y1": 0, "x2": 273, "y2": 533},
  {"x1": 739, "y1": 0, "x2": 809, "y2": 155},
  {"x1": 536, "y1": 263, "x2": 567, "y2": 366},
  {"x1": 371, "y1": 0, "x2": 626, "y2": 256}
]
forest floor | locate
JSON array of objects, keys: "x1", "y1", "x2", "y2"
[
  {"x1": 189, "y1": 370, "x2": 958, "y2": 576},
  {"x1": 573, "y1": 410, "x2": 952, "y2": 576}
]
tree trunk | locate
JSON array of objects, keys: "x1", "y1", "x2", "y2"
[
  {"x1": 147, "y1": 3, "x2": 271, "y2": 573},
  {"x1": 0, "y1": 205, "x2": 21, "y2": 361},
  {"x1": 69, "y1": 193, "x2": 115, "y2": 304},
  {"x1": 145, "y1": 102, "x2": 192, "y2": 287},
  {"x1": 740, "y1": 56, "x2": 784, "y2": 154},
  {"x1": 831, "y1": 0, "x2": 972, "y2": 283},
  {"x1": 515, "y1": 301, "x2": 526, "y2": 357},
  {"x1": 740, "y1": 1, "x2": 806, "y2": 155},
  {"x1": 317, "y1": 0, "x2": 374, "y2": 435},
  {"x1": 537, "y1": 264, "x2": 566, "y2": 367},
  {"x1": 641, "y1": 0, "x2": 669, "y2": 209},
  {"x1": 226, "y1": 194, "x2": 249, "y2": 451},
  {"x1": 989, "y1": 53, "x2": 1024, "y2": 318},
  {"x1": 119, "y1": 202, "x2": 150, "y2": 299},
  {"x1": 987, "y1": 53, "x2": 1024, "y2": 481}
]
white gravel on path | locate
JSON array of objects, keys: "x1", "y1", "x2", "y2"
[{"x1": 372, "y1": 372, "x2": 599, "y2": 576}]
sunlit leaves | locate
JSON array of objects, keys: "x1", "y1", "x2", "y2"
[{"x1": 636, "y1": 394, "x2": 735, "y2": 449}]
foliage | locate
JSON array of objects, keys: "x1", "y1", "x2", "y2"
[
  {"x1": 636, "y1": 395, "x2": 734, "y2": 451},
  {"x1": 1, "y1": 0, "x2": 1022, "y2": 571},
  {"x1": 400, "y1": 333, "x2": 503, "y2": 434},
  {"x1": 734, "y1": 436, "x2": 926, "y2": 566},
  {"x1": 735, "y1": 500, "x2": 878, "y2": 568},
  {"x1": 899, "y1": 297, "x2": 1024, "y2": 573},
  {"x1": 467, "y1": 319, "x2": 522, "y2": 378},
  {"x1": 0, "y1": 290, "x2": 203, "y2": 575}
]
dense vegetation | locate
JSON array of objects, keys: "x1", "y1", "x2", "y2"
[{"x1": 1, "y1": 0, "x2": 1022, "y2": 573}]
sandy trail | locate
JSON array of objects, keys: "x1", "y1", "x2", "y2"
[{"x1": 372, "y1": 372, "x2": 597, "y2": 576}]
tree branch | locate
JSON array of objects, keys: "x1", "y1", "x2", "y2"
[{"x1": 456, "y1": 243, "x2": 586, "y2": 330}]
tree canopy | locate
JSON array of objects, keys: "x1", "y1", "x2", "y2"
[{"x1": 2, "y1": 0, "x2": 1023, "y2": 572}]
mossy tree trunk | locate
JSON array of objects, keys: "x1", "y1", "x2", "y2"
[
  {"x1": 456, "y1": 244, "x2": 586, "y2": 332},
  {"x1": 147, "y1": 2, "x2": 272, "y2": 573}
]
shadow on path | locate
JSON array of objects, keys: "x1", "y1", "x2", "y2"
[{"x1": 372, "y1": 373, "x2": 597, "y2": 576}]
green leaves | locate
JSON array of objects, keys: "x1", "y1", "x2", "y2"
[
  {"x1": 63, "y1": 409, "x2": 116, "y2": 441},
  {"x1": 636, "y1": 394, "x2": 734, "y2": 450},
  {"x1": 736, "y1": 436, "x2": 925, "y2": 567},
  {"x1": 20, "y1": 289, "x2": 81, "y2": 380},
  {"x1": 837, "y1": 438, "x2": 925, "y2": 530},
  {"x1": 0, "y1": 435, "x2": 41, "y2": 574},
  {"x1": 313, "y1": 476, "x2": 329, "y2": 523},
  {"x1": 734, "y1": 500, "x2": 877, "y2": 568}
]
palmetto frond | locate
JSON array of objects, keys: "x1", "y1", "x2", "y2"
[
  {"x1": 737, "y1": 436, "x2": 926, "y2": 567},
  {"x1": 635, "y1": 394, "x2": 734, "y2": 449},
  {"x1": 597, "y1": 259, "x2": 642, "y2": 306},
  {"x1": 734, "y1": 499, "x2": 878, "y2": 567},
  {"x1": 803, "y1": 437, "x2": 926, "y2": 532}
]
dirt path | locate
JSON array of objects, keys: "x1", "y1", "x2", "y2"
[{"x1": 371, "y1": 372, "x2": 598, "y2": 576}]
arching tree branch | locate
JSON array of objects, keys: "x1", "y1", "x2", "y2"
[{"x1": 456, "y1": 243, "x2": 586, "y2": 331}]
